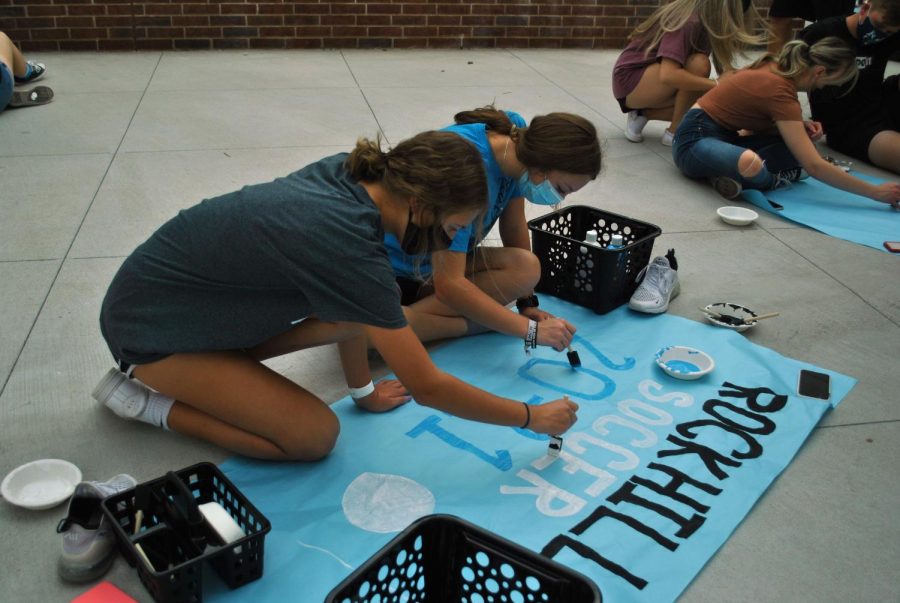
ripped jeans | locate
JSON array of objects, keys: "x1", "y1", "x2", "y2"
[{"x1": 672, "y1": 108, "x2": 801, "y2": 191}]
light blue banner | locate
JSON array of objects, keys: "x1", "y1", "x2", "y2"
[
  {"x1": 210, "y1": 298, "x2": 855, "y2": 603},
  {"x1": 741, "y1": 172, "x2": 900, "y2": 253}
]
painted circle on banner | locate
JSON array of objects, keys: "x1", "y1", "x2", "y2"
[{"x1": 342, "y1": 472, "x2": 435, "y2": 533}]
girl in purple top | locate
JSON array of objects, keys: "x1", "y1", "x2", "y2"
[{"x1": 612, "y1": 0, "x2": 766, "y2": 146}]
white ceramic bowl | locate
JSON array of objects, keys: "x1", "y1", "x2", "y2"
[
  {"x1": 717, "y1": 206, "x2": 759, "y2": 226},
  {"x1": 1, "y1": 459, "x2": 82, "y2": 510},
  {"x1": 655, "y1": 346, "x2": 715, "y2": 380},
  {"x1": 703, "y1": 302, "x2": 759, "y2": 332}
]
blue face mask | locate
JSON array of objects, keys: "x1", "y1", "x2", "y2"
[
  {"x1": 517, "y1": 170, "x2": 564, "y2": 206},
  {"x1": 858, "y1": 16, "x2": 891, "y2": 46}
]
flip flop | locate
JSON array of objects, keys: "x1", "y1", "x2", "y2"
[{"x1": 8, "y1": 86, "x2": 54, "y2": 108}]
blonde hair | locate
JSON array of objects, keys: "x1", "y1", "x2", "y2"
[
  {"x1": 631, "y1": 0, "x2": 768, "y2": 72},
  {"x1": 749, "y1": 38, "x2": 858, "y2": 90},
  {"x1": 345, "y1": 131, "x2": 487, "y2": 266}
]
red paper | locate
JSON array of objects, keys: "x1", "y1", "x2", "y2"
[{"x1": 70, "y1": 581, "x2": 137, "y2": 603}]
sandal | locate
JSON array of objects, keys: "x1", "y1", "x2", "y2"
[{"x1": 8, "y1": 85, "x2": 53, "y2": 108}]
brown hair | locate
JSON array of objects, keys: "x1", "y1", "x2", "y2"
[
  {"x1": 869, "y1": 0, "x2": 900, "y2": 26},
  {"x1": 453, "y1": 105, "x2": 602, "y2": 178},
  {"x1": 345, "y1": 130, "x2": 488, "y2": 262}
]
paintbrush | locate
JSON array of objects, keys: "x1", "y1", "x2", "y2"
[
  {"x1": 700, "y1": 307, "x2": 779, "y2": 325},
  {"x1": 566, "y1": 346, "x2": 581, "y2": 368}
]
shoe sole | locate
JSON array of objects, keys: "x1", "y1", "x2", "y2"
[
  {"x1": 628, "y1": 279, "x2": 681, "y2": 314},
  {"x1": 711, "y1": 177, "x2": 742, "y2": 200},
  {"x1": 8, "y1": 86, "x2": 53, "y2": 107},
  {"x1": 625, "y1": 131, "x2": 644, "y2": 143},
  {"x1": 91, "y1": 368, "x2": 125, "y2": 405},
  {"x1": 58, "y1": 548, "x2": 116, "y2": 583}
]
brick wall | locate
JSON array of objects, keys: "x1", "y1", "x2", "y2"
[{"x1": 0, "y1": 0, "x2": 671, "y2": 52}]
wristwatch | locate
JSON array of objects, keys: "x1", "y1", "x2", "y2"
[{"x1": 516, "y1": 294, "x2": 539, "y2": 312}]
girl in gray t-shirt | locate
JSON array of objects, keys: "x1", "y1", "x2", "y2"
[{"x1": 94, "y1": 131, "x2": 580, "y2": 460}]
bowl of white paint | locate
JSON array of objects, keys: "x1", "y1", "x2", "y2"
[
  {"x1": 655, "y1": 346, "x2": 715, "y2": 380},
  {"x1": 717, "y1": 206, "x2": 758, "y2": 226},
  {"x1": 1, "y1": 459, "x2": 82, "y2": 510}
]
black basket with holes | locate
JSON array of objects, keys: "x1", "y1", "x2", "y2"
[
  {"x1": 528, "y1": 206, "x2": 661, "y2": 314},
  {"x1": 100, "y1": 462, "x2": 271, "y2": 603},
  {"x1": 325, "y1": 514, "x2": 601, "y2": 603}
]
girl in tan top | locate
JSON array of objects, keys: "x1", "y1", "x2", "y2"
[{"x1": 672, "y1": 38, "x2": 900, "y2": 208}]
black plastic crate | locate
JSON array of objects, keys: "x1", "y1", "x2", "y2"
[
  {"x1": 100, "y1": 462, "x2": 271, "y2": 603},
  {"x1": 326, "y1": 514, "x2": 601, "y2": 603},
  {"x1": 528, "y1": 205, "x2": 661, "y2": 314}
]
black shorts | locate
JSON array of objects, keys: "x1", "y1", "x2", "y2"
[
  {"x1": 396, "y1": 276, "x2": 430, "y2": 306},
  {"x1": 768, "y1": 0, "x2": 856, "y2": 21},
  {"x1": 823, "y1": 76, "x2": 900, "y2": 162}
]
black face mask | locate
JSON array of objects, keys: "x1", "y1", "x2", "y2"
[{"x1": 400, "y1": 209, "x2": 452, "y2": 255}]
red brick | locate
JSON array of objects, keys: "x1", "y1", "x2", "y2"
[
  {"x1": 247, "y1": 15, "x2": 283, "y2": 26},
  {"x1": 322, "y1": 14, "x2": 355, "y2": 25},
  {"x1": 213, "y1": 38, "x2": 248, "y2": 49},
  {"x1": 357, "y1": 14, "x2": 389, "y2": 25},
  {"x1": 426, "y1": 37, "x2": 459, "y2": 48},
  {"x1": 437, "y1": 26, "x2": 470, "y2": 36},
  {"x1": 16, "y1": 17, "x2": 55, "y2": 28},
  {"x1": 465, "y1": 38, "x2": 497, "y2": 48},
  {"x1": 184, "y1": 26, "x2": 221, "y2": 36},
  {"x1": 259, "y1": 26, "x2": 294, "y2": 36},
  {"x1": 27, "y1": 5, "x2": 66, "y2": 16},
  {"x1": 427, "y1": 15, "x2": 460, "y2": 26},
  {"x1": 332, "y1": 4, "x2": 364, "y2": 15},
  {"x1": 434, "y1": 4, "x2": 470, "y2": 15},
  {"x1": 173, "y1": 15, "x2": 211, "y2": 26},
  {"x1": 367, "y1": 26, "x2": 401, "y2": 36},
  {"x1": 366, "y1": 3, "x2": 401, "y2": 15},
  {"x1": 31, "y1": 27, "x2": 67, "y2": 39},
  {"x1": 285, "y1": 14, "x2": 320, "y2": 25},
  {"x1": 183, "y1": 5, "x2": 220, "y2": 15},
  {"x1": 333, "y1": 25, "x2": 365, "y2": 36},
  {"x1": 531, "y1": 15, "x2": 562, "y2": 26},
  {"x1": 210, "y1": 15, "x2": 245, "y2": 25},
  {"x1": 96, "y1": 16, "x2": 133, "y2": 28},
  {"x1": 393, "y1": 37, "x2": 427, "y2": 48},
  {"x1": 135, "y1": 16, "x2": 173, "y2": 27},
  {"x1": 358, "y1": 37, "x2": 391, "y2": 48},
  {"x1": 222, "y1": 26, "x2": 257, "y2": 37},
  {"x1": 60, "y1": 39, "x2": 98, "y2": 49},
  {"x1": 66, "y1": 5, "x2": 106, "y2": 16},
  {"x1": 175, "y1": 38, "x2": 213, "y2": 49},
  {"x1": 99, "y1": 38, "x2": 136, "y2": 50},
  {"x1": 289, "y1": 38, "x2": 324, "y2": 48},
  {"x1": 473, "y1": 26, "x2": 504, "y2": 37},
  {"x1": 56, "y1": 16, "x2": 95, "y2": 27},
  {"x1": 250, "y1": 38, "x2": 287, "y2": 48},
  {"x1": 391, "y1": 15, "x2": 422, "y2": 26},
  {"x1": 222, "y1": 4, "x2": 257, "y2": 15},
  {"x1": 402, "y1": 4, "x2": 436, "y2": 15},
  {"x1": 258, "y1": 4, "x2": 292, "y2": 15},
  {"x1": 403, "y1": 26, "x2": 436, "y2": 37},
  {"x1": 146, "y1": 27, "x2": 184, "y2": 38},
  {"x1": 146, "y1": 4, "x2": 183, "y2": 16},
  {"x1": 296, "y1": 25, "x2": 331, "y2": 36}
]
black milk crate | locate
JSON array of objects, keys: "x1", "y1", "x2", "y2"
[
  {"x1": 325, "y1": 514, "x2": 601, "y2": 603},
  {"x1": 528, "y1": 205, "x2": 661, "y2": 314},
  {"x1": 100, "y1": 462, "x2": 271, "y2": 603}
]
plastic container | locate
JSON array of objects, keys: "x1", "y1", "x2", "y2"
[
  {"x1": 325, "y1": 514, "x2": 601, "y2": 603},
  {"x1": 100, "y1": 462, "x2": 271, "y2": 603},
  {"x1": 528, "y1": 206, "x2": 661, "y2": 314}
]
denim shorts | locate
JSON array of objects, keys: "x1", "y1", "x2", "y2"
[
  {"x1": 672, "y1": 108, "x2": 801, "y2": 191},
  {"x1": 0, "y1": 61, "x2": 13, "y2": 111}
]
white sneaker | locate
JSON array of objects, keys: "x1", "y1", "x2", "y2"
[
  {"x1": 625, "y1": 110, "x2": 648, "y2": 143},
  {"x1": 57, "y1": 474, "x2": 138, "y2": 582},
  {"x1": 629, "y1": 256, "x2": 680, "y2": 314},
  {"x1": 661, "y1": 129, "x2": 675, "y2": 146},
  {"x1": 92, "y1": 368, "x2": 150, "y2": 419}
]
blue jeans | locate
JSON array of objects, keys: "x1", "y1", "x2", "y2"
[
  {"x1": 0, "y1": 61, "x2": 13, "y2": 111},
  {"x1": 672, "y1": 108, "x2": 801, "y2": 191}
]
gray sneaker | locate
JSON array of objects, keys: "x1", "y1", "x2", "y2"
[
  {"x1": 710, "y1": 176, "x2": 742, "y2": 200},
  {"x1": 629, "y1": 256, "x2": 680, "y2": 314},
  {"x1": 57, "y1": 474, "x2": 137, "y2": 582}
]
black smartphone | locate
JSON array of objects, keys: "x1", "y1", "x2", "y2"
[
  {"x1": 798, "y1": 369, "x2": 831, "y2": 400},
  {"x1": 884, "y1": 241, "x2": 900, "y2": 253}
]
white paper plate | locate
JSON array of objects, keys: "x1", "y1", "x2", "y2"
[
  {"x1": 717, "y1": 206, "x2": 759, "y2": 226},
  {"x1": 1, "y1": 459, "x2": 82, "y2": 510},
  {"x1": 655, "y1": 346, "x2": 715, "y2": 380},
  {"x1": 703, "y1": 302, "x2": 759, "y2": 332}
]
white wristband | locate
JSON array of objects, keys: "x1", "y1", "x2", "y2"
[{"x1": 349, "y1": 381, "x2": 375, "y2": 400}]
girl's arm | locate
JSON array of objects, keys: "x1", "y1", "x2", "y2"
[
  {"x1": 777, "y1": 120, "x2": 900, "y2": 207},
  {"x1": 498, "y1": 198, "x2": 555, "y2": 323},
  {"x1": 337, "y1": 335, "x2": 410, "y2": 412},
  {"x1": 431, "y1": 248, "x2": 532, "y2": 337},
  {"x1": 659, "y1": 58, "x2": 717, "y2": 91},
  {"x1": 366, "y1": 323, "x2": 578, "y2": 435}
]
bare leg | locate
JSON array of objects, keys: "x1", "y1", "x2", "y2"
[
  {"x1": 669, "y1": 54, "x2": 711, "y2": 134},
  {"x1": 131, "y1": 319, "x2": 363, "y2": 460},
  {"x1": 867, "y1": 130, "x2": 900, "y2": 175},
  {"x1": 0, "y1": 32, "x2": 28, "y2": 77},
  {"x1": 404, "y1": 246, "x2": 539, "y2": 343}
]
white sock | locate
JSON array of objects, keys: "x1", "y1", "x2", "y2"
[{"x1": 141, "y1": 390, "x2": 175, "y2": 430}]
